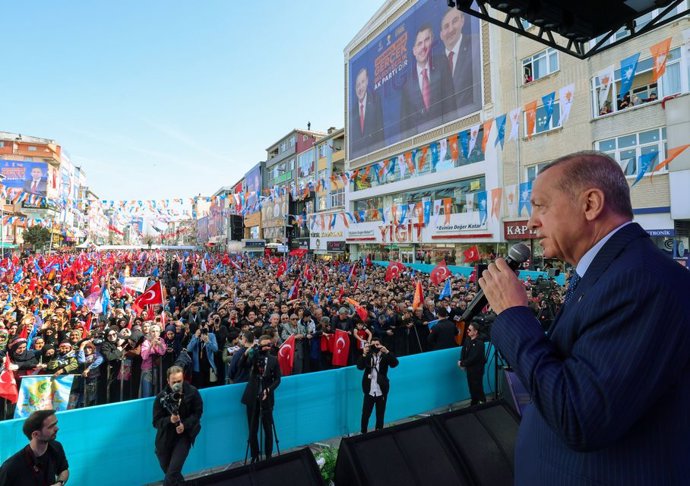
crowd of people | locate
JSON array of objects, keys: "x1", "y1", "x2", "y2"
[{"x1": 0, "y1": 248, "x2": 569, "y2": 420}]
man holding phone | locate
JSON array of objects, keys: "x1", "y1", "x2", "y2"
[{"x1": 357, "y1": 336, "x2": 399, "y2": 434}]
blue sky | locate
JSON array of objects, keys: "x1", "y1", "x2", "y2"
[{"x1": 3, "y1": 0, "x2": 383, "y2": 201}]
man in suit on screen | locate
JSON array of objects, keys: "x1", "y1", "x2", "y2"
[
  {"x1": 479, "y1": 151, "x2": 690, "y2": 485},
  {"x1": 439, "y1": 8, "x2": 478, "y2": 116},
  {"x1": 351, "y1": 67, "x2": 384, "y2": 158},
  {"x1": 399, "y1": 23, "x2": 455, "y2": 139}
]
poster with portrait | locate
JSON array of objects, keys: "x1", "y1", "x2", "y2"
[{"x1": 348, "y1": 0, "x2": 482, "y2": 160}]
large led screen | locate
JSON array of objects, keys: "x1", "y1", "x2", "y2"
[{"x1": 348, "y1": 0, "x2": 481, "y2": 160}]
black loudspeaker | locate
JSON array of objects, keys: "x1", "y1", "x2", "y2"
[
  {"x1": 230, "y1": 215, "x2": 244, "y2": 241},
  {"x1": 189, "y1": 448, "x2": 324, "y2": 486},
  {"x1": 335, "y1": 401, "x2": 519, "y2": 486}
]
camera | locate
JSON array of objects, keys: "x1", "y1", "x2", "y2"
[
  {"x1": 160, "y1": 382, "x2": 183, "y2": 416},
  {"x1": 200, "y1": 327, "x2": 208, "y2": 335}
]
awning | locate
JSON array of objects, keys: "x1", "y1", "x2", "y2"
[{"x1": 0, "y1": 242, "x2": 17, "y2": 249}]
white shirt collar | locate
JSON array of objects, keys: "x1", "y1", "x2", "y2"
[
  {"x1": 444, "y1": 35, "x2": 463, "y2": 59},
  {"x1": 576, "y1": 221, "x2": 633, "y2": 277}
]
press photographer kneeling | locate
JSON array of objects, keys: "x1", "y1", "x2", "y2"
[{"x1": 153, "y1": 365, "x2": 203, "y2": 486}]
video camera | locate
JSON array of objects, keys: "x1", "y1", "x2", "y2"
[{"x1": 160, "y1": 382, "x2": 183, "y2": 416}]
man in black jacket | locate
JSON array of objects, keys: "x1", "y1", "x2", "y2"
[
  {"x1": 153, "y1": 365, "x2": 203, "y2": 486},
  {"x1": 427, "y1": 307, "x2": 458, "y2": 350},
  {"x1": 240, "y1": 335, "x2": 281, "y2": 463},
  {"x1": 458, "y1": 323, "x2": 486, "y2": 405},
  {"x1": 357, "y1": 337, "x2": 399, "y2": 434}
]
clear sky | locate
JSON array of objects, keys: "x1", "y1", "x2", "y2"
[{"x1": 3, "y1": 0, "x2": 383, "y2": 201}]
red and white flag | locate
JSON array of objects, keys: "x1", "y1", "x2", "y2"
[
  {"x1": 134, "y1": 281, "x2": 164, "y2": 307},
  {"x1": 385, "y1": 261, "x2": 406, "y2": 282},
  {"x1": 463, "y1": 245, "x2": 480, "y2": 263},
  {"x1": 0, "y1": 354, "x2": 18, "y2": 404},
  {"x1": 430, "y1": 261, "x2": 451, "y2": 285},
  {"x1": 278, "y1": 334, "x2": 295, "y2": 376},
  {"x1": 332, "y1": 329, "x2": 350, "y2": 367}
]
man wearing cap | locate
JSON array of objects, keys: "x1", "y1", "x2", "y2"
[{"x1": 47, "y1": 341, "x2": 79, "y2": 377}]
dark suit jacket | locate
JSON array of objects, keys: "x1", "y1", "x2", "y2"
[
  {"x1": 447, "y1": 34, "x2": 478, "y2": 114},
  {"x1": 22, "y1": 178, "x2": 47, "y2": 195},
  {"x1": 427, "y1": 319, "x2": 458, "y2": 350},
  {"x1": 492, "y1": 223, "x2": 690, "y2": 485},
  {"x1": 357, "y1": 351, "x2": 399, "y2": 396},
  {"x1": 351, "y1": 90, "x2": 384, "y2": 157},
  {"x1": 399, "y1": 59, "x2": 456, "y2": 138},
  {"x1": 153, "y1": 382, "x2": 203, "y2": 452},
  {"x1": 240, "y1": 350, "x2": 281, "y2": 410}
]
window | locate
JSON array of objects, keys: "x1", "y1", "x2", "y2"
[
  {"x1": 524, "y1": 100, "x2": 561, "y2": 136},
  {"x1": 592, "y1": 47, "x2": 684, "y2": 117},
  {"x1": 330, "y1": 189, "x2": 345, "y2": 208},
  {"x1": 592, "y1": 6, "x2": 686, "y2": 48},
  {"x1": 596, "y1": 128, "x2": 666, "y2": 178},
  {"x1": 519, "y1": 18, "x2": 532, "y2": 30},
  {"x1": 523, "y1": 47, "x2": 559, "y2": 84},
  {"x1": 28, "y1": 146, "x2": 37, "y2": 152},
  {"x1": 318, "y1": 144, "x2": 328, "y2": 158},
  {"x1": 280, "y1": 141, "x2": 287, "y2": 152},
  {"x1": 526, "y1": 162, "x2": 551, "y2": 182},
  {"x1": 289, "y1": 136, "x2": 296, "y2": 147},
  {"x1": 0, "y1": 141, "x2": 4, "y2": 148}
]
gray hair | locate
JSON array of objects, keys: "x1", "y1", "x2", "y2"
[{"x1": 541, "y1": 151, "x2": 633, "y2": 219}]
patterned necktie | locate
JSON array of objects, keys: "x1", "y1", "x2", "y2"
[
  {"x1": 563, "y1": 272, "x2": 581, "y2": 308},
  {"x1": 448, "y1": 51, "x2": 455, "y2": 74},
  {"x1": 32, "y1": 181, "x2": 38, "y2": 192},
  {"x1": 421, "y1": 68, "x2": 430, "y2": 111}
]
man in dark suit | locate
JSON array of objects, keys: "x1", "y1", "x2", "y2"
[
  {"x1": 351, "y1": 67, "x2": 384, "y2": 158},
  {"x1": 153, "y1": 365, "x2": 203, "y2": 486},
  {"x1": 240, "y1": 334, "x2": 281, "y2": 462},
  {"x1": 22, "y1": 166, "x2": 48, "y2": 195},
  {"x1": 399, "y1": 23, "x2": 456, "y2": 138},
  {"x1": 357, "y1": 336, "x2": 399, "y2": 434},
  {"x1": 439, "y1": 8, "x2": 479, "y2": 116},
  {"x1": 458, "y1": 323, "x2": 486, "y2": 405},
  {"x1": 480, "y1": 151, "x2": 690, "y2": 485},
  {"x1": 427, "y1": 306, "x2": 458, "y2": 350}
]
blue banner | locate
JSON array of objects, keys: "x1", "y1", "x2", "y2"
[
  {"x1": 619, "y1": 53, "x2": 640, "y2": 99},
  {"x1": 14, "y1": 375, "x2": 74, "y2": 418}
]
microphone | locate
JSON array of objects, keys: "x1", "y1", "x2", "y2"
[{"x1": 458, "y1": 243, "x2": 531, "y2": 324}]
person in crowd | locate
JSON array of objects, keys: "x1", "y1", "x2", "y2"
[
  {"x1": 47, "y1": 341, "x2": 79, "y2": 377},
  {"x1": 240, "y1": 335, "x2": 281, "y2": 463},
  {"x1": 0, "y1": 409, "x2": 69, "y2": 485},
  {"x1": 357, "y1": 336, "x2": 399, "y2": 434},
  {"x1": 141, "y1": 324, "x2": 167, "y2": 398},
  {"x1": 153, "y1": 365, "x2": 203, "y2": 486},
  {"x1": 279, "y1": 314, "x2": 306, "y2": 374},
  {"x1": 427, "y1": 306, "x2": 458, "y2": 350},
  {"x1": 77, "y1": 339, "x2": 103, "y2": 407},
  {"x1": 186, "y1": 323, "x2": 218, "y2": 389},
  {"x1": 479, "y1": 151, "x2": 690, "y2": 485}
]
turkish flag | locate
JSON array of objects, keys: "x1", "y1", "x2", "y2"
[
  {"x1": 332, "y1": 329, "x2": 350, "y2": 367},
  {"x1": 385, "y1": 261, "x2": 406, "y2": 282},
  {"x1": 276, "y1": 261, "x2": 287, "y2": 279},
  {"x1": 320, "y1": 333, "x2": 334, "y2": 353},
  {"x1": 278, "y1": 334, "x2": 296, "y2": 376},
  {"x1": 412, "y1": 280, "x2": 424, "y2": 310},
  {"x1": 463, "y1": 245, "x2": 480, "y2": 263},
  {"x1": 430, "y1": 261, "x2": 451, "y2": 285},
  {"x1": 134, "y1": 281, "x2": 164, "y2": 307},
  {"x1": 304, "y1": 265, "x2": 313, "y2": 281},
  {"x1": 0, "y1": 355, "x2": 18, "y2": 404}
]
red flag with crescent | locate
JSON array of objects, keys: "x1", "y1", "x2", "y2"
[
  {"x1": 332, "y1": 329, "x2": 350, "y2": 367},
  {"x1": 430, "y1": 261, "x2": 451, "y2": 285},
  {"x1": 385, "y1": 261, "x2": 406, "y2": 282},
  {"x1": 278, "y1": 334, "x2": 295, "y2": 376},
  {"x1": 0, "y1": 354, "x2": 18, "y2": 404},
  {"x1": 134, "y1": 281, "x2": 164, "y2": 307}
]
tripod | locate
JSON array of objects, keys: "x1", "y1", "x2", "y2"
[
  {"x1": 485, "y1": 341, "x2": 510, "y2": 401},
  {"x1": 244, "y1": 362, "x2": 281, "y2": 465}
]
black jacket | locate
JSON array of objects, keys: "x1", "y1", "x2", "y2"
[
  {"x1": 427, "y1": 319, "x2": 459, "y2": 350},
  {"x1": 240, "y1": 350, "x2": 281, "y2": 410},
  {"x1": 357, "y1": 351, "x2": 399, "y2": 396},
  {"x1": 153, "y1": 381, "x2": 203, "y2": 452},
  {"x1": 460, "y1": 338, "x2": 486, "y2": 369}
]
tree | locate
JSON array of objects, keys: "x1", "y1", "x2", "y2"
[{"x1": 23, "y1": 225, "x2": 52, "y2": 250}]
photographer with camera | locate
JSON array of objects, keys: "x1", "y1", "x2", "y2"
[
  {"x1": 153, "y1": 365, "x2": 203, "y2": 486},
  {"x1": 240, "y1": 335, "x2": 281, "y2": 463},
  {"x1": 357, "y1": 336, "x2": 399, "y2": 434}
]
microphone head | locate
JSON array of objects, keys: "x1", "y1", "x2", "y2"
[
  {"x1": 507, "y1": 243, "x2": 531, "y2": 264},
  {"x1": 171, "y1": 382, "x2": 183, "y2": 393}
]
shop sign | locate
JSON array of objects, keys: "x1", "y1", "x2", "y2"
[{"x1": 504, "y1": 221, "x2": 537, "y2": 240}]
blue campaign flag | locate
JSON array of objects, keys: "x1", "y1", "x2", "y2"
[
  {"x1": 314, "y1": 293, "x2": 320, "y2": 305},
  {"x1": 101, "y1": 287, "x2": 110, "y2": 316},
  {"x1": 439, "y1": 279, "x2": 452, "y2": 300},
  {"x1": 633, "y1": 151, "x2": 659, "y2": 187},
  {"x1": 427, "y1": 319, "x2": 441, "y2": 330},
  {"x1": 84, "y1": 265, "x2": 94, "y2": 276},
  {"x1": 152, "y1": 267, "x2": 160, "y2": 278},
  {"x1": 459, "y1": 130, "x2": 470, "y2": 159},
  {"x1": 26, "y1": 314, "x2": 43, "y2": 349},
  {"x1": 518, "y1": 181, "x2": 533, "y2": 217},
  {"x1": 13, "y1": 267, "x2": 23, "y2": 283},
  {"x1": 33, "y1": 260, "x2": 44, "y2": 276},
  {"x1": 619, "y1": 53, "x2": 640, "y2": 99},
  {"x1": 257, "y1": 259, "x2": 264, "y2": 268},
  {"x1": 541, "y1": 92, "x2": 556, "y2": 128},
  {"x1": 494, "y1": 114, "x2": 507, "y2": 149}
]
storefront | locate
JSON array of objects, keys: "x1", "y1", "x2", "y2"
[
  {"x1": 241, "y1": 239, "x2": 265, "y2": 255},
  {"x1": 310, "y1": 213, "x2": 347, "y2": 257}
]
